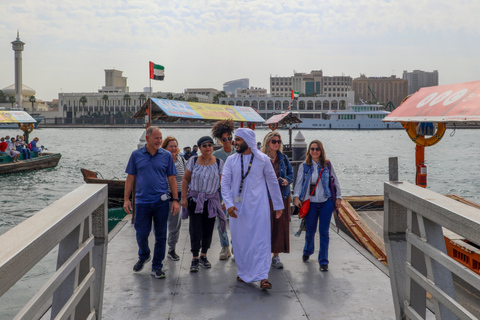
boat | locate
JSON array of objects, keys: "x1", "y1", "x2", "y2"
[
  {"x1": 0, "y1": 110, "x2": 61, "y2": 175},
  {"x1": 293, "y1": 103, "x2": 404, "y2": 129},
  {"x1": 0, "y1": 109, "x2": 44, "y2": 129},
  {"x1": 81, "y1": 168, "x2": 125, "y2": 207}
]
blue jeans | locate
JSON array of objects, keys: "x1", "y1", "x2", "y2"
[
  {"x1": 217, "y1": 211, "x2": 229, "y2": 247},
  {"x1": 134, "y1": 199, "x2": 169, "y2": 270},
  {"x1": 303, "y1": 199, "x2": 334, "y2": 265}
]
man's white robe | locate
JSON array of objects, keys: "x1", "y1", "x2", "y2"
[{"x1": 221, "y1": 152, "x2": 284, "y2": 283}]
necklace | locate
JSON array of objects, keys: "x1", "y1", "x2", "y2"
[{"x1": 201, "y1": 155, "x2": 212, "y2": 165}]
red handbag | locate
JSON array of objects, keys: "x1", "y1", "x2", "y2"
[{"x1": 298, "y1": 167, "x2": 324, "y2": 219}]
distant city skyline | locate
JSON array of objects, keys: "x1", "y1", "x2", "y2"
[{"x1": 0, "y1": 1, "x2": 479, "y2": 101}]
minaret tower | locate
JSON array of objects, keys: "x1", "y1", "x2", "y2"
[{"x1": 11, "y1": 31, "x2": 25, "y2": 109}]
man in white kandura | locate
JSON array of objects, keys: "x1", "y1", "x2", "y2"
[{"x1": 221, "y1": 128, "x2": 284, "y2": 290}]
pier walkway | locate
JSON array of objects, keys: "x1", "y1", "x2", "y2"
[{"x1": 102, "y1": 218, "x2": 396, "y2": 320}]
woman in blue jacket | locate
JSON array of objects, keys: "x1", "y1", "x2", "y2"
[{"x1": 262, "y1": 131, "x2": 294, "y2": 269}]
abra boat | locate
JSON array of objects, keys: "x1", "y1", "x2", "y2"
[
  {"x1": 81, "y1": 168, "x2": 125, "y2": 207},
  {"x1": 294, "y1": 104, "x2": 403, "y2": 130}
]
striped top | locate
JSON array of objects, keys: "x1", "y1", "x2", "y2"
[
  {"x1": 186, "y1": 156, "x2": 224, "y2": 195},
  {"x1": 168, "y1": 154, "x2": 186, "y2": 193}
]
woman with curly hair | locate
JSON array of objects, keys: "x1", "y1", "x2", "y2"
[{"x1": 211, "y1": 119, "x2": 236, "y2": 260}]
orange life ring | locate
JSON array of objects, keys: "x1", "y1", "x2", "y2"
[
  {"x1": 268, "y1": 123, "x2": 279, "y2": 131},
  {"x1": 405, "y1": 122, "x2": 446, "y2": 147},
  {"x1": 18, "y1": 123, "x2": 34, "y2": 133}
]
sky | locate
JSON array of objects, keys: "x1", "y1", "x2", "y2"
[{"x1": 0, "y1": 0, "x2": 479, "y2": 101}]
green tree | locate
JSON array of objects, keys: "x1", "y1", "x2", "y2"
[
  {"x1": 123, "y1": 93, "x2": 131, "y2": 106},
  {"x1": 213, "y1": 91, "x2": 227, "y2": 104},
  {"x1": 139, "y1": 93, "x2": 147, "y2": 105},
  {"x1": 102, "y1": 94, "x2": 109, "y2": 114},
  {"x1": 29, "y1": 95, "x2": 36, "y2": 112},
  {"x1": 79, "y1": 95, "x2": 87, "y2": 111},
  {"x1": 0, "y1": 90, "x2": 7, "y2": 103},
  {"x1": 174, "y1": 95, "x2": 185, "y2": 101},
  {"x1": 8, "y1": 96, "x2": 16, "y2": 107},
  {"x1": 165, "y1": 93, "x2": 174, "y2": 100},
  {"x1": 187, "y1": 97, "x2": 199, "y2": 102}
]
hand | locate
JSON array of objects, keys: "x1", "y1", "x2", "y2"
[
  {"x1": 228, "y1": 206, "x2": 239, "y2": 218},
  {"x1": 294, "y1": 197, "x2": 302, "y2": 208},
  {"x1": 280, "y1": 178, "x2": 288, "y2": 186},
  {"x1": 123, "y1": 199, "x2": 132, "y2": 214},
  {"x1": 335, "y1": 198, "x2": 342, "y2": 210},
  {"x1": 221, "y1": 202, "x2": 226, "y2": 211},
  {"x1": 181, "y1": 197, "x2": 187, "y2": 208},
  {"x1": 275, "y1": 209, "x2": 283, "y2": 219},
  {"x1": 172, "y1": 201, "x2": 180, "y2": 215}
]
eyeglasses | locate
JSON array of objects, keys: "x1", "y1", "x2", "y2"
[
  {"x1": 201, "y1": 143, "x2": 213, "y2": 148},
  {"x1": 221, "y1": 136, "x2": 232, "y2": 142},
  {"x1": 310, "y1": 147, "x2": 321, "y2": 152},
  {"x1": 271, "y1": 139, "x2": 282, "y2": 144}
]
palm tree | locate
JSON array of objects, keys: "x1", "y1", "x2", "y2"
[
  {"x1": 165, "y1": 93, "x2": 174, "y2": 100},
  {"x1": 213, "y1": 91, "x2": 227, "y2": 104},
  {"x1": 8, "y1": 96, "x2": 15, "y2": 108},
  {"x1": 102, "y1": 94, "x2": 109, "y2": 115},
  {"x1": 139, "y1": 93, "x2": 147, "y2": 106},
  {"x1": 29, "y1": 95, "x2": 36, "y2": 112},
  {"x1": 123, "y1": 94, "x2": 131, "y2": 112},
  {"x1": 79, "y1": 96, "x2": 87, "y2": 115}
]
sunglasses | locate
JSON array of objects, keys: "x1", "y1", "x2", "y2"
[
  {"x1": 270, "y1": 139, "x2": 282, "y2": 144},
  {"x1": 201, "y1": 143, "x2": 213, "y2": 148},
  {"x1": 310, "y1": 147, "x2": 321, "y2": 152},
  {"x1": 222, "y1": 136, "x2": 232, "y2": 142}
]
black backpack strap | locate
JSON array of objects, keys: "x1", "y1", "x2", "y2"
[
  {"x1": 193, "y1": 156, "x2": 198, "y2": 165},
  {"x1": 216, "y1": 157, "x2": 220, "y2": 169}
]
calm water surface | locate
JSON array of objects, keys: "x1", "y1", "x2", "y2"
[{"x1": 1, "y1": 127, "x2": 479, "y2": 236}]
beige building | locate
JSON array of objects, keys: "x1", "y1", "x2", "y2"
[
  {"x1": 184, "y1": 88, "x2": 218, "y2": 103},
  {"x1": 271, "y1": 70, "x2": 352, "y2": 98},
  {"x1": 352, "y1": 74, "x2": 408, "y2": 108},
  {"x1": 235, "y1": 87, "x2": 267, "y2": 98}
]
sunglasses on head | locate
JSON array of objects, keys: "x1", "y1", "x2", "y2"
[
  {"x1": 270, "y1": 139, "x2": 282, "y2": 144},
  {"x1": 310, "y1": 147, "x2": 320, "y2": 152},
  {"x1": 222, "y1": 136, "x2": 232, "y2": 142},
  {"x1": 201, "y1": 143, "x2": 213, "y2": 148}
]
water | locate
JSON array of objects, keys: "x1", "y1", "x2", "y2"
[
  {"x1": 1, "y1": 127, "x2": 479, "y2": 237},
  {"x1": 0, "y1": 127, "x2": 479, "y2": 317}
]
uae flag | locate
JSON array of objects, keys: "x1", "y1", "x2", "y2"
[
  {"x1": 149, "y1": 62, "x2": 165, "y2": 80},
  {"x1": 291, "y1": 90, "x2": 299, "y2": 100}
]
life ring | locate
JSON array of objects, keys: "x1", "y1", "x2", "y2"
[
  {"x1": 18, "y1": 123, "x2": 34, "y2": 133},
  {"x1": 268, "y1": 123, "x2": 279, "y2": 131},
  {"x1": 406, "y1": 122, "x2": 446, "y2": 147}
]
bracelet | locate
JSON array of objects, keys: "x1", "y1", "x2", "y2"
[{"x1": 172, "y1": 198, "x2": 180, "y2": 202}]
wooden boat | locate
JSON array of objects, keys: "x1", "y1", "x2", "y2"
[
  {"x1": 0, "y1": 152, "x2": 61, "y2": 175},
  {"x1": 81, "y1": 168, "x2": 125, "y2": 207}
]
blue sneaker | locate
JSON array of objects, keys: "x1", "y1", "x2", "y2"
[
  {"x1": 151, "y1": 268, "x2": 165, "y2": 279},
  {"x1": 133, "y1": 257, "x2": 151, "y2": 272}
]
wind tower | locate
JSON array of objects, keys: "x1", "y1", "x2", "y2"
[{"x1": 11, "y1": 30, "x2": 25, "y2": 109}]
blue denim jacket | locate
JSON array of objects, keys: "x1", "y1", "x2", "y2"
[
  {"x1": 299, "y1": 162, "x2": 331, "y2": 202},
  {"x1": 268, "y1": 151, "x2": 294, "y2": 199}
]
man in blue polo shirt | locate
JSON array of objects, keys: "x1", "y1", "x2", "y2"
[{"x1": 124, "y1": 126, "x2": 180, "y2": 279}]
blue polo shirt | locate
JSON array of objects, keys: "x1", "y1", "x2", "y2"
[{"x1": 125, "y1": 146, "x2": 177, "y2": 204}]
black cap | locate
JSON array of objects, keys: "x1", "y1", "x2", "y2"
[{"x1": 197, "y1": 136, "x2": 214, "y2": 146}]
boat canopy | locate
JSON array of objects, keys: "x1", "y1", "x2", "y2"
[
  {"x1": 384, "y1": 80, "x2": 480, "y2": 123},
  {"x1": 0, "y1": 111, "x2": 37, "y2": 124},
  {"x1": 264, "y1": 112, "x2": 302, "y2": 125},
  {"x1": 132, "y1": 98, "x2": 265, "y2": 123}
]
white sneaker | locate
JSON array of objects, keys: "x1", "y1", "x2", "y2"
[
  {"x1": 272, "y1": 256, "x2": 284, "y2": 269},
  {"x1": 219, "y1": 246, "x2": 231, "y2": 260}
]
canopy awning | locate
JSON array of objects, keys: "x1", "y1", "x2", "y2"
[
  {"x1": 132, "y1": 98, "x2": 265, "y2": 123},
  {"x1": 384, "y1": 80, "x2": 480, "y2": 123},
  {"x1": 0, "y1": 111, "x2": 37, "y2": 124},
  {"x1": 264, "y1": 112, "x2": 302, "y2": 125}
]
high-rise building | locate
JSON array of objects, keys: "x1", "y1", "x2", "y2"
[
  {"x1": 223, "y1": 79, "x2": 249, "y2": 95},
  {"x1": 403, "y1": 70, "x2": 439, "y2": 94},
  {"x1": 352, "y1": 74, "x2": 408, "y2": 108}
]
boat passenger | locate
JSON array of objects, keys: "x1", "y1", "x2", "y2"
[
  {"x1": 0, "y1": 137, "x2": 7, "y2": 154},
  {"x1": 262, "y1": 131, "x2": 294, "y2": 269},
  {"x1": 124, "y1": 126, "x2": 179, "y2": 279},
  {"x1": 31, "y1": 137, "x2": 43, "y2": 156},
  {"x1": 293, "y1": 140, "x2": 342, "y2": 272},
  {"x1": 181, "y1": 136, "x2": 226, "y2": 272},
  {"x1": 211, "y1": 119, "x2": 236, "y2": 260},
  {"x1": 160, "y1": 136, "x2": 186, "y2": 262},
  {"x1": 7, "y1": 137, "x2": 20, "y2": 162},
  {"x1": 16, "y1": 137, "x2": 31, "y2": 160}
]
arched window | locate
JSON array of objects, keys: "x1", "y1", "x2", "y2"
[
  {"x1": 315, "y1": 100, "x2": 322, "y2": 110},
  {"x1": 244, "y1": 100, "x2": 250, "y2": 107},
  {"x1": 275, "y1": 100, "x2": 282, "y2": 110},
  {"x1": 299, "y1": 101, "x2": 305, "y2": 110},
  {"x1": 236, "y1": 100, "x2": 242, "y2": 106},
  {"x1": 307, "y1": 100, "x2": 313, "y2": 110},
  {"x1": 252, "y1": 100, "x2": 258, "y2": 109},
  {"x1": 323, "y1": 100, "x2": 329, "y2": 110},
  {"x1": 339, "y1": 100, "x2": 346, "y2": 110},
  {"x1": 259, "y1": 101, "x2": 266, "y2": 110},
  {"x1": 267, "y1": 100, "x2": 274, "y2": 110},
  {"x1": 331, "y1": 100, "x2": 338, "y2": 110},
  {"x1": 283, "y1": 100, "x2": 290, "y2": 110}
]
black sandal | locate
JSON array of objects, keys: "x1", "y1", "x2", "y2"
[
  {"x1": 237, "y1": 276, "x2": 244, "y2": 283},
  {"x1": 260, "y1": 279, "x2": 272, "y2": 290}
]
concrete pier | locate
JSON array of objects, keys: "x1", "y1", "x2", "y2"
[{"x1": 102, "y1": 219, "x2": 396, "y2": 319}]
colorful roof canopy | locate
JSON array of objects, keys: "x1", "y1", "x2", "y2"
[
  {"x1": 0, "y1": 110, "x2": 37, "y2": 124},
  {"x1": 264, "y1": 112, "x2": 302, "y2": 125},
  {"x1": 132, "y1": 98, "x2": 265, "y2": 123},
  {"x1": 384, "y1": 80, "x2": 480, "y2": 123}
]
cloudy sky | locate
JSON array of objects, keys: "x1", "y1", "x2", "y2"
[{"x1": 0, "y1": 0, "x2": 479, "y2": 101}]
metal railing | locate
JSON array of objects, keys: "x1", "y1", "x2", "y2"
[
  {"x1": 384, "y1": 180, "x2": 480, "y2": 320},
  {"x1": 0, "y1": 184, "x2": 108, "y2": 320}
]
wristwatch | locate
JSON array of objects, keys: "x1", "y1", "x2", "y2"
[{"x1": 172, "y1": 198, "x2": 180, "y2": 202}]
